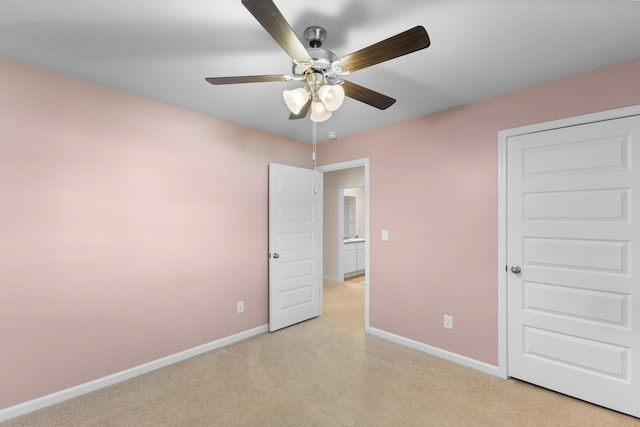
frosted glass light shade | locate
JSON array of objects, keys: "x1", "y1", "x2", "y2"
[
  {"x1": 283, "y1": 88, "x2": 309, "y2": 114},
  {"x1": 318, "y1": 84, "x2": 345, "y2": 111},
  {"x1": 310, "y1": 100, "x2": 332, "y2": 122}
]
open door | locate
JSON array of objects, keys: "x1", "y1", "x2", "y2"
[{"x1": 269, "y1": 163, "x2": 323, "y2": 332}]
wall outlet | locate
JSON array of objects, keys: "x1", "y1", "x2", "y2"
[
  {"x1": 237, "y1": 301, "x2": 244, "y2": 314},
  {"x1": 444, "y1": 314, "x2": 453, "y2": 330}
]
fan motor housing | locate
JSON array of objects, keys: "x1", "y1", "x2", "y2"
[{"x1": 292, "y1": 47, "x2": 339, "y2": 80}]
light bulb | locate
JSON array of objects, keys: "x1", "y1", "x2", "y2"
[
  {"x1": 318, "y1": 84, "x2": 345, "y2": 111},
  {"x1": 310, "y1": 100, "x2": 332, "y2": 122},
  {"x1": 283, "y1": 87, "x2": 309, "y2": 114}
]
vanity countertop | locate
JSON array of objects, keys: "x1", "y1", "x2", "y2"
[{"x1": 343, "y1": 238, "x2": 365, "y2": 243}]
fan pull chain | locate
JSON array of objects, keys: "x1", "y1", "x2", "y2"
[
  {"x1": 312, "y1": 121, "x2": 318, "y2": 194},
  {"x1": 312, "y1": 121, "x2": 317, "y2": 169}
]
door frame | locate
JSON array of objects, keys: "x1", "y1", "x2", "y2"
[
  {"x1": 317, "y1": 158, "x2": 370, "y2": 332},
  {"x1": 497, "y1": 104, "x2": 640, "y2": 379}
]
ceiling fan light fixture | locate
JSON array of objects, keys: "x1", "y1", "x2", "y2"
[
  {"x1": 318, "y1": 84, "x2": 345, "y2": 111},
  {"x1": 206, "y1": 1, "x2": 431, "y2": 124},
  {"x1": 310, "y1": 100, "x2": 332, "y2": 122},
  {"x1": 283, "y1": 87, "x2": 310, "y2": 114}
]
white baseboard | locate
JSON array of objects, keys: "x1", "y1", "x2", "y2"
[
  {"x1": 368, "y1": 327, "x2": 504, "y2": 378},
  {"x1": 0, "y1": 324, "x2": 269, "y2": 422},
  {"x1": 323, "y1": 275, "x2": 341, "y2": 283}
]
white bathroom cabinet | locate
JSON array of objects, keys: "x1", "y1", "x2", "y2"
[{"x1": 344, "y1": 240, "x2": 365, "y2": 276}]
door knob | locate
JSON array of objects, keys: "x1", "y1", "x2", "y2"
[
  {"x1": 510, "y1": 265, "x2": 521, "y2": 274},
  {"x1": 272, "y1": 253, "x2": 280, "y2": 259}
]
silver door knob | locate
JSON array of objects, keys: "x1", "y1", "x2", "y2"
[
  {"x1": 272, "y1": 253, "x2": 280, "y2": 259},
  {"x1": 511, "y1": 265, "x2": 521, "y2": 274}
]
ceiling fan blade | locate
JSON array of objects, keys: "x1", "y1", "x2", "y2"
[
  {"x1": 337, "y1": 26, "x2": 430, "y2": 73},
  {"x1": 289, "y1": 98, "x2": 311, "y2": 120},
  {"x1": 241, "y1": 0, "x2": 313, "y2": 65},
  {"x1": 340, "y1": 81, "x2": 396, "y2": 110},
  {"x1": 205, "y1": 75, "x2": 291, "y2": 85}
]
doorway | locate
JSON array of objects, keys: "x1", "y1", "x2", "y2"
[
  {"x1": 317, "y1": 159, "x2": 370, "y2": 331},
  {"x1": 340, "y1": 185, "x2": 365, "y2": 281}
]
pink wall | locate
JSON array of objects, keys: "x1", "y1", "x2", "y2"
[
  {"x1": 0, "y1": 59, "x2": 312, "y2": 409},
  {"x1": 2, "y1": 55, "x2": 639, "y2": 411},
  {"x1": 317, "y1": 58, "x2": 640, "y2": 365}
]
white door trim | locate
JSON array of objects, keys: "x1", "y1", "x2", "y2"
[
  {"x1": 317, "y1": 158, "x2": 370, "y2": 332},
  {"x1": 337, "y1": 186, "x2": 345, "y2": 281},
  {"x1": 497, "y1": 104, "x2": 640, "y2": 379}
]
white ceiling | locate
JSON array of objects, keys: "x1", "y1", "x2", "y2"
[{"x1": 1, "y1": 0, "x2": 639, "y2": 143}]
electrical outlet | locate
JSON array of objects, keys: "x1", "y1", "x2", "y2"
[
  {"x1": 237, "y1": 301, "x2": 244, "y2": 314},
  {"x1": 444, "y1": 314, "x2": 453, "y2": 330}
]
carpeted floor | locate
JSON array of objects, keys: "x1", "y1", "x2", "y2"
[{"x1": 2, "y1": 275, "x2": 639, "y2": 426}]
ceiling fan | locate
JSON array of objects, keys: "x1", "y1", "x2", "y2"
[{"x1": 205, "y1": 0, "x2": 431, "y2": 122}]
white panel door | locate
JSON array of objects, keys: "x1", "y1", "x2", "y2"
[
  {"x1": 507, "y1": 115, "x2": 640, "y2": 417},
  {"x1": 269, "y1": 163, "x2": 323, "y2": 332}
]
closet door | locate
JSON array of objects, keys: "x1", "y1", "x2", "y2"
[{"x1": 506, "y1": 115, "x2": 640, "y2": 418}]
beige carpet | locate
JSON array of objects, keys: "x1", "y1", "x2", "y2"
[{"x1": 3, "y1": 276, "x2": 639, "y2": 426}]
